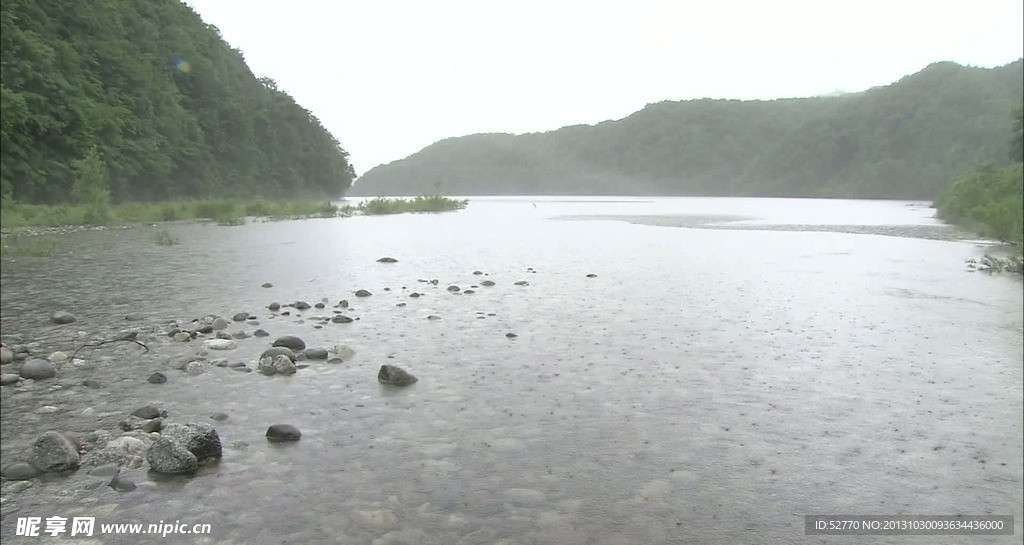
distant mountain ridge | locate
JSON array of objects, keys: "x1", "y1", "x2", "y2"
[{"x1": 353, "y1": 60, "x2": 1023, "y2": 199}]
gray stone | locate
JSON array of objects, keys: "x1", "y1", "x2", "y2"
[
  {"x1": 268, "y1": 302, "x2": 281, "y2": 311},
  {"x1": 272, "y1": 335, "x2": 306, "y2": 351},
  {"x1": 447, "y1": 285, "x2": 461, "y2": 292},
  {"x1": 82, "y1": 436, "x2": 148, "y2": 469},
  {"x1": 215, "y1": 331, "x2": 233, "y2": 340},
  {"x1": 87, "y1": 464, "x2": 120, "y2": 477},
  {"x1": 272, "y1": 355, "x2": 296, "y2": 375},
  {"x1": 262, "y1": 282, "x2": 273, "y2": 288},
  {"x1": 232, "y1": 312, "x2": 249, "y2": 322},
  {"x1": 81, "y1": 379, "x2": 102, "y2": 389},
  {"x1": 354, "y1": 289, "x2": 372, "y2": 297},
  {"x1": 109, "y1": 475, "x2": 137, "y2": 492},
  {"x1": 203, "y1": 338, "x2": 237, "y2": 350},
  {"x1": 330, "y1": 344, "x2": 357, "y2": 360},
  {"x1": 327, "y1": 358, "x2": 344, "y2": 364},
  {"x1": 506, "y1": 332, "x2": 518, "y2": 338},
  {"x1": 161, "y1": 422, "x2": 222, "y2": 459},
  {"x1": 146, "y1": 437, "x2": 198, "y2": 474},
  {"x1": 147, "y1": 372, "x2": 167, "y2": 384},
  {"x1": 51, "y1": 311, "x2": 77, "y2": 324},
  {"x1": 377, "y1": 257, "x2": 398, "y2": 263},
  {"x1": 586, "y1": 273, "x2": 598, "y2": 278},
  {"x1": 339, "y1": 299, "x2": 349, "y2": 308},
  {"x1": 19, "y1": 359, "x2": 56, "y2": 380},
  {"x1": 378, "y1": 364, "x2": 418, "y2": 386},
  {"x1": 426, "y1": 315, "x2": 441, "y2": 321},
  {"x1": 332, "y1": 315, "x2": 353, "y2": 324},
  {"x1": 48, "y1": 351, "x2": 68, "y2": 363},
  {"x1": 185, "y1": 361, "x2": 206, "y2": 375},
  {"x1": 173, "y1": 332, "x2": 191, "y2": 342},
  {"x1": 253, "y1": 329, "x2": 270, "y2": 337},
  {"x1": 260, "y1": 346, "x2": 296, "y2": 362},
  {"x1": 1, "y1": 462, "x2": 39, "y2": 480},
  {"x1": 232, "y1": 330, "x2": 249, "y2": 339},
  {"x1": 210, "y1": 412, "x2": 229, "y2": 421},
  {"x1": 131, "y1": 406, "x2": 164, "y2": 419},
  {"x1": 514, "y1": 281, "x2": 529, "y2": 286},
  {"x1": 304, "y1": 348, "x2": 329, "y2": 360},
  {"x1": 409, "y1": 292, "x2": 421, "y2": 298},
  {"x1": 294, "y1": 301, "x2": 311, "y2": 310},
  {"x1": 33, "y1": 431, "x2": 80, "y2": 472},
  {"x1": 141, "y1": 418, "x2": 163, "y2": 433},
  {"x1": 197, "y1": 324, "x2": 214, "y2": 334},
  {"x1": 1, "y1": 345, "x2": 15, "y2": 364},
  {"x1": 1, "y1": 373, "x2": 20, "y2": 386},
  {"x1": 266, "y1": 424, "x2": 301, "y2": 442}
]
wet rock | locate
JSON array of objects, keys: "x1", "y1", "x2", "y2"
[
  {"x1": 51, "y1": 311, "x2": 77, "y2": 324},
  {"x1": 396, "y1": 302, "x2": 407, "y2": 307},
  {"x1": 109, "y1": 475, "x2": 136, "y2": 492},
  {"x1": 211, "y1": 317, "x2": 229, "y2": 330},
  {"x1": 378, "y1": 364, "x2": 418, "y2": 386},
  {"x1": 141, "y1": 418, "x2": 164, "y2": 433},
  {"x1": 173, "y1": 332, "x2": 191, "y2": 342},
  {"x1": 463, "y1": 289, "x2": 475, "y2": 294},
  {"x1": 409, "y1": 292, "x2": 421, "y2": 298},
  {"x1": 514, "y1": 281, "x2": 529, "y2": 286},
  {"x1": 161, "y1": 422, "x2": 222, "y2": 459},
  {"x1": 210, "y1": 413, "x2": 229, "y2": 422},
  {"x1": 480, "y1": 280, "x2": 496, "y2": 287},
  {"x1": 304, "y1": 348, "x2": 329, "y2": 360},
  {"x1": 20, "y1": 358, "x2": 56, "y2": 380},
  {"x1": 377, "y1": 257, "x2": 399, "y2": 263},
  {"x1": 1, "y1": 462, "x2": 39, "y2": 480},
  {"x1": 266, "y1": 424, "x2": 301, "y2": 442},
  {"x1": 146, "y1": 437, "x2": 198, "y2": 474},
  {"x1": 185, "y1": 361, "x2": 206, "y2": 375},
  {"x1": 586, "y1": 273, "x2": 598, "y2": 278},
  {"x1": 33, "y1": 431, "x2": 81, "y2": 472},
  {"x1": 203, "y1": 338, "x2": 237, "y2": 350},
  {"x1": 273, "y1": 335, "x2": 306, "y2": 351},
  {"x1": 332, "y1": 315, "x2": 353, "y2": 324},
  {"x1": 232, "y1": 312, "x2": 249, "y2": 322},
  {"x1": 473, "y1": 270, "x2": 484, "y2": 275},
  {"x1": 232, "y1": 366, "x2": 253, "y2": 373},
  {"x1": 506, "y1": 333, "x2": 518, "y2": 338},
  {"x1": 87, "y1": 464, "x2": 120, "y2": 477},
  {"x1": 295, "y1": 352, "x2": 307, "y2": 361},
  {"x1": 258, "y1": 355, "x2": 296, "y2": 376},
  {"x1": 268, "y1": 302, "x2": 281, "y2": 311},
  {"x1": 253, "y1": 329, "x2": 270, "y2": 338},
  {"x1": 147, "y1": 372, "x2": 167, "y2": 384},
  {"x1": 131, "y1": 406, "x2": 165, "y2": 420},
  {"x1": 1, "y1": 373, "x2": 20, "y2": 386},
  {"x1": 426, "y1": 315, "x2": 441, "y2": 321},
  {"x1": 196, "y1": 324, "x2": 214, "y2": 334},
  {"x1": 232, "y1": 330, "x2": 249, "y2": 339},
  {"x1": 294, "y1": 301, "x2": 311, "y2": 311},
  {"x1": 327, "y1": 358, "x2": 344, "y2": 364},
  {"x1": 227, "y1": 361, "x2": 247, "y2": 368},
  {"x1": 314, "y1": 302, "x2": 325, "y2": 309},
  {"x1": 81, "y1": 379, "x2": 102, "y2": 389},
  {"x1": 84, "y1": 436, "x2": 148, "y2": 469},
  {"x1": 1, "y1": 345, "x2": 15, "y2": 364},
  {"x1": 354, "y1": 289, "x2": 372, "y2": 297},
  {"x1": 48, "y1": 351, "x2": 68, "y2": 364},
  {"x1": 260, "y1": 346, "x2": 296, "y2": 362},
  {"x1": 262, "y1": 282, "x2": 273, "y2": 288},
  {"x1": 447, "y1": 285, "x2": 461, "y2": 292},
  {"x1": 215, "y1": 331, "x2": 233, "y2": 340}
]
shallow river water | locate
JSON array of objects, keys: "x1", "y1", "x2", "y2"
[{"x1": 1, "y1": 197, "x2": 1021, "y2": 544}]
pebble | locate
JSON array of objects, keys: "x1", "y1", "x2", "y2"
[{"x1": 147, "y1": 372, "x2": 167, "y2": 384}]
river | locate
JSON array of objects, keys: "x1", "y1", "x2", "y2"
[{"x1": 1, "y1": 196, "x2": 1021, "y2": 544}]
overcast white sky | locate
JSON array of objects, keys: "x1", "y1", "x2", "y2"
[{"x1": 185, "y1": 0, "x2": 1023, "y2": 175}]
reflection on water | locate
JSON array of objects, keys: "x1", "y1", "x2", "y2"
[{"x1": 1, "y1": 197, "x2": 1021, "y2": 544}]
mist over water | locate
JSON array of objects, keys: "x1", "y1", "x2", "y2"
[{"x1": 1, "y1": 197, "x2": 1021, "y2": 544}]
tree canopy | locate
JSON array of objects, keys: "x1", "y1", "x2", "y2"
[
  {"x1": 0, "y1": 0, "x2": 355, "y2": 204},
  {"x1": 354, "y1": 60, "x2": 1023, "y2": 199}
]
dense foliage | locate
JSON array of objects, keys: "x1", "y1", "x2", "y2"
[
  {"x1": 355, "y1": 60, "x2": 1023, "y2": 199},
  {"x1": 0, "y1": 0, "x2": 355, "y2": 204}
]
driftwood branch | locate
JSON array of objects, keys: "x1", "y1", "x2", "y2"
[{"x1": 71, "y1": 337, "x2": 149, "y2": 361}]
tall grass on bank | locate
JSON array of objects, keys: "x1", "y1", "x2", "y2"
[
  {"x1": 0, "y1": 234, "x2": 57, "y2": 257},
  {"x1": 358, "y1": 195, "x2": 469, "y2": 215}
]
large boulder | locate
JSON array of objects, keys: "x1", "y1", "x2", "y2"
[
  {"x1": 33, "y1": 432, "x2": 80, "y2": 472},
  {"x1": 146, "y1": 437, "x2": 198, "y2": 474},
  {"x1": 378, "y1": 365, "x2": 418, "y2": 386},
  {"x1": 161, "y1": 422, "x2": 222, "y2": 460},
  {"x1": 272, "y1": 335, "x2": 306, "y2": 351},
  {"x1": 19, "y1": 359, "x2": 56, "y2": 380}
]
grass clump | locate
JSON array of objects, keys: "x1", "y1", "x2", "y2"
[
  {"x1": 0, "y1": 234, "x2": 57, "y2": 257},
  {"x1": 153, "y1": 228, "x2": 180, "y2": 246},
  {"x1": 359, "y1": 194, "x2": 468, "y2": 215}
]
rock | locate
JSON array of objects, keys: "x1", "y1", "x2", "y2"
[
  {"x1": 211, "y1": 317, "x2": 229, "y2": 330},
  {"x1": 146, "y1": 437, "x2": 198, "y2": 474},
  {"x1": 332, "y1": 315, "x2": 353, "y2": 324},
  {"x1": 377, "y1": 256, "x2": 399, "y2": 263},
  {"x1": 1, "y1": 462, "x2": 39, "y2": 480},
  {"x1": 506, "y1": 333, "x2": 518, "y2": 338},
  {"x1": 210, "y1": 413, "x2": 229, "y2": 422},
  {"x1": 185, "y1": 361, "x2": 206, "y2": 375},
  {"x1": 232, "y1": 312, "x2": 248, "y2": 322},
  {"x1": 1, "y1": 373, "x2": 20, "y2": 385},
  {"x1": 232, "y1": 366, "x2": 253, "y2": 373},
  {"x1": 81, "y1": 379, "x2": 102, "y2": 389},
  {"x1": 426, "y1": 315, "x2": 441, "y2": 321},
  {"x1": 82, "y1": 436, "x2": 147, "y2": 469},
  {"x1": 131, "y1": 406, "x2": 162, "y2": 419},
  {"x1": 215, "y1": 331, "x2": 233, "y2": 340},
  {"x1": 141, "y1": 418, "x2": 164, "y2": 433},
  {"x1": 48, "y1": 351, "x2": 68, "y2": 363},
  {"x1": 227, "y1": 361, "x2": 247, "y2": 368},
  {"x1": 480, "y1": 280, "x2": 496, "y2": 287},
  {"x1": 447, "y1": 285, "x2": 461, "y2": 292},
  {"x1": 463, "y1": 289, "x2": 475, "y2": 294},
  {"x1": 378, "y1": 364, "x2": 418, "y2": 386},
  {"x1": 260, "y1": 346, "x2": 296, "y2": 362},
  {"x1": 473, "y1": 270, "x2": 483, "y2": 275},
  {"x1": 304, "y1": 348, "x2": 329, "y2": 360},
  {"x1": 203, "y1": 339, "x2": 238, "y2": 350},
  {"x1": 409, "y1": 292, "x2": 421, "y2": 298},
  {"x1": 273, "y1": 355, "x2": 297, "y2": 375},
  {"x1": 19, "y1": 358, "x2": 56, "y2": 380},
  {"x1": 586, "y1": 273, "x2": 598, "y2": 278},
  {"x1": 327, "y1": 358, "x2": 344, "y2": 364},
  {"x1": 51, "y1": 311, "x2": 77, "y2": 324},
  {"x1": 339, "y1": 299, "x2": 350, "y2": 308},
  {"x1": 272, "y1": 335, "x2": 306, "y2": 351},
  {"x1": 196, "y1": 324, "x2": 214, "y2": 334},
  {"x1": 109, "y1": 475, "x2": 137, "y2": 492},
  {"x1": 253, "y1": 329, "x2": 270, "y2": 338},
  {"x1": 173, "y1": 332, "x2": 191, "y2": 342},
  {"x1": 268, "y1": 302, "x2": 281, "y2": 311},
  {"x1": 314, "y1": 302, "x2": 325, "y2": 309},
  {"x1": 210, "y1": 358, "x2": 229, "y2": 367},
  {"x1": 514, "y1": 281, "x2": 529, "y2": 286},
  {"x1": 354, "y1": 289, "x2": 372, "y2": 297},
  {"x1": 161, "y1": 422, "x2": 222, "y2": 459},
  {"x1": 1, "y1": 346, "x2": 14, "y2": 364},
  {"x1": 294, "y1": 301, "x2": 311, "y2": 311},
  {"x1": 33, "y1": 431, "x2": 81, "y2": 472},
  {"x1": 266, "y1": 424, "x2": 301, "y2": 442},
  {"x1": 147, "y1": 372, "x2": 167, "y2": 384},
  {"x1": 87, "y1": 464, "x2": 120, "y2": 477},
  {"x1": 295, "y1": 352, "x2": 307, "y2": 361},
  {"x1": 232, "y1": 330, "x2": 249, "y2": 339},
  {"x1": 396, "y1": 302, "x2": 407, "y2": 307},
  {"x1": 37, "y1": 405, "x2": 60, "y2": 414},
  {"x1": 262, "y1": 282, "x2": 273, "y2": 288}
]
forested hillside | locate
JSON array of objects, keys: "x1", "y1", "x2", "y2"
[
  {"x1": 354, "y1": 60, "x2": 1023, "y2": 199},
  {"x1": 0, "y1": 0, "x2": 354, "y2": 204}
]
